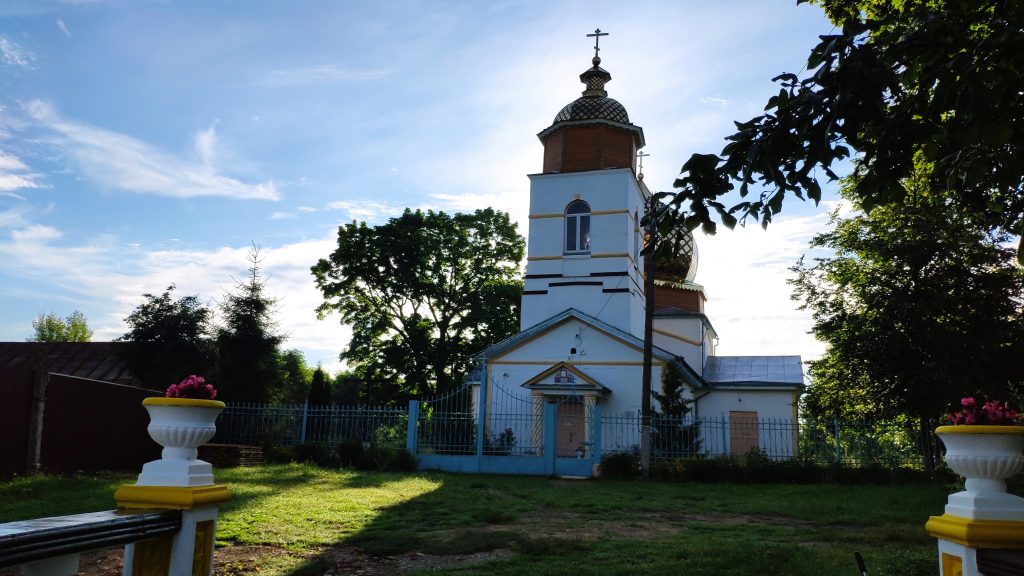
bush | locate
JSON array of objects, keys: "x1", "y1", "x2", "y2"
[
  {"x1": 293, "y1": 442, "x2": 338, "y2": 467},
  {"x1": 264, "y1": 445, "x2": 294, "y2": 464},
  {"x1": 648, "y1": 454, "x2": 944, "y2": 484},
  {"x1": 337, "y1": 438, "x2": 365, "y2": 468},
  {"x1": 599, "y1": 451, "x2": 640, "y2": 480}
]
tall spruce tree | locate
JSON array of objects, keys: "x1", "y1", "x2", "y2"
[
  {"x1": 215, "y1": 246, "x2": 285, "y2": 402},
  {"x1": 308, "y1": 366, "x2": 332, "y2": 406}
]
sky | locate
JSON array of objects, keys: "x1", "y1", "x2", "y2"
[{"x1": 0, "y1": 0, "x2": 842, "y2": 376}]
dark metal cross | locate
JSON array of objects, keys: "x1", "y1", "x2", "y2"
[
  {"x1": 587, "y1": 28, "x2": 609, "y2": 59},
  {"x1": 637, "y1": 151, "x2": 650, "y2": 177}
]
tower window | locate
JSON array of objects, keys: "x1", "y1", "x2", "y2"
[{"x1": 565, "y1": 200, "x2": 591, "y2": 255}]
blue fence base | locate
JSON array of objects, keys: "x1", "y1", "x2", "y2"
[{"x1": 416, "y1": 454, "x2": 595, "y2": 477}]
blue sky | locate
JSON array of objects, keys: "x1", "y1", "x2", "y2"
[{"x1": 1, "y1": 0, "x2": 839, "y2": 374}]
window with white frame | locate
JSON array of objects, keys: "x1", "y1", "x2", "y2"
[{"x1": 565, "y1": 200, "x2": 591, "y2": 255}]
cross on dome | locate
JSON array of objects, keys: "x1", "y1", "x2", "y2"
[{"x1": 586, "y1": 28, "x2": 609, "y2": 62}]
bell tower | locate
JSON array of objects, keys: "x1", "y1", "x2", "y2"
[{"x1": 520, "y1": 30, "x2": 650, "y2": 338}]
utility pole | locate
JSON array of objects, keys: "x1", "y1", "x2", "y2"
[{"x1": 640, "y1": 193, "x2": 657, "y2": 476}]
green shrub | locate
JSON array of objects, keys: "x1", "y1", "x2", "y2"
[
  {"x1": 648, "y1": 455, "x2": 944, "y2": 484},
  {"x1": 264, "y1": 445, "x2": 294, "y2": 464},
  {"x1": 599, "y1": 451, "x2": 640, "y2": 480},
  {"x1": 336, "y1": 438, "x2": 365, "y2": 468},
  {"x1": 292, "y1": 442, "x2": 337, "y2": 467}
]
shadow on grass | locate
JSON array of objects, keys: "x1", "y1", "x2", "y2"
[{"x1": 204, "y1": 463, "x2": 949, "y2": 576}]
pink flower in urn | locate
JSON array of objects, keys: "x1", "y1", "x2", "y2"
[
  {"x1": 165, "y1": 375, "x2": 218, "y2": 400},
  {"x1": 948, "y1": 396, "x2": 1022, "y2": 426}
]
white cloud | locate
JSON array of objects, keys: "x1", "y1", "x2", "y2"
[
  {"x1": 256, "y1": 64, "x2": 392, "y2": 87},
  {"x1": 0, "y1": 173, "x2": 41, "y2": 191},
  {"x1": 0, "y1": 205, "x2": 30, "y2": 228},
  {"x1": 193, "y1": 122, "x2": 218, "y2": 167},
  {"x1": 25, "y1": 101, "x2": 278, "y2": 200},
  {"x1": 297, "y1": 206, "x2": 316, "y2": 213},
  {"x1": 0, "y1": 151, "x2": 42, "y2": 192},
  {"x1": 56, "y1": 18, "x2": 71, "y2": 37},
  {"x1": 0, "y1": 151, "x2": 28, "y2": 171},
  {"x1": 326, "y1": 199, "x2": 406, "y2": 223},
  {"x1": 0, "y1": 231, "x2": 351, "y2": 372},
  {"x1": 11, "y1": 224, "x2": 62, "y2": 242},
  {"x1": 699, "y1": 96, "x2": 730, "y2": 107},
  {"x1": 269, "y1": 211, "x2": 295, "y2": 220},
  {"x1": 698, "y1": 211, "x2": 829, "y2": 364},
  {"x1": 0, "y1": 37, "x2": 34, "y2": 69}
]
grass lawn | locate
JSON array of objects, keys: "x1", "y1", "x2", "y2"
[{"x1": 0, "y1": 464, "x2": 950, "y2": 575}]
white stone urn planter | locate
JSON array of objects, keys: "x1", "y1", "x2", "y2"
[
  {"x1": 136, "y1": 397, "x2": 226, "y2": 487},
  {"x1": 936, "y1": 425, "x2": 1024, "y2": 520}
]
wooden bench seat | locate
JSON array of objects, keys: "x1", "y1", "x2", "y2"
[{"x1": 0, "y1": 510, "x2": 181, "y2": 568}]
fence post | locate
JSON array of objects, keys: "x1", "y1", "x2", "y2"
[
  {"x1": 475, "y1": 363, "x2": 487, "y2": 464},
  {"x1": 544, "y1": 402, "x2": 557, "y2": 475},
  {"x1": 406, "y1": 400, "x2": 419, "y2": 455},
  {"x1": 721, "y1": 413, "x2": 728, "y2": 456},
  {"x1": 299, "y1": 402, "x2": 309, "y2": 444},
  {"x1": 833, "y1": 417, "x2": 841, "y2": 464},
  {"x1": 592, "y1": 405, "x2": 602, "y2": 468}
]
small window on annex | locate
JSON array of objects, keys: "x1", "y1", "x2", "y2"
[{"x1": 564, "y1": 200, "x2": 591, "y2": 254}]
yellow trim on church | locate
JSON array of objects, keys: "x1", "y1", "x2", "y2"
[
  {"x1": 652, "y1": 327, "x2": 702, "y2": 346},
  {"x1": 925, "y1": 514, "x2": 1024, "y2": 549},
  {"x1": 493, "y1": 360, "x2": 665, "y2": 366},
  {"x1": 529, "y1": 209, "x2": 629, "y2": 219},
  {"x1": 527, "y1": 252, "x2": 630, "y2": 261}
]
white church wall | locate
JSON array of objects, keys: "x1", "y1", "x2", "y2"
[
  {"x1": 495, "y1": 318, "x2": 645, "y2": 365},
  {"x1": 485, "y1": 361, "x2": 662, "y2": 416},
  {"x1": 522, "y1": 168, "x2": 648, "y2": 336},
  {"x1": 652, "y1": 317, "x2": 705, "y2": 376},
  {"x1": 696, "y1": 389, "x2": 799, "y2": 422}
]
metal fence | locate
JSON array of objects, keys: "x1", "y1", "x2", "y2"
[
  {"x1": 416, "y1": 385, "x2": 476, "y2": 455},
  {"x1": 600, "y1": 413, "x2": 929, "y2": 468},
  {"x1": 213, "y1": 402, "x2": 407, "y2": 447},
  {"x1": 213, "y1": 401, "x2": 932, "y2": 469}
]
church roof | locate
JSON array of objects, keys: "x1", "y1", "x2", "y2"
[
  {"x1": 703, "y1": 356, "x2": 804, "y2": 389},
  {"x1": 472, "y1": 308, "x2": 705, "y2": 390},
  {"x1": 536, "y1": 53, "x2": 645, "y2": 148},
  {"x1": 553, "y1": 96, "x2": 630, "y2": 124},
  {"x1": 0, "y1": 342, "x2": 141, "y2": 387}
]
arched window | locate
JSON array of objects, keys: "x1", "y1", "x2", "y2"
[{"x1": 565, "y1": 200, "x2": 591, "y2": 255}]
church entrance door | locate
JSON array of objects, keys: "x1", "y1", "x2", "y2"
[{"x1": 555, "y1": 399, "x2": 585, "y2": 458}]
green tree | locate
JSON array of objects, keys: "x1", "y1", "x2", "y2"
[
  {"x1": 278, "y1": 349, "x2": 312, "y2": 404},
  {"x1": 653, "y1": 362, "x2": 692, "y2": 417},
  {"x1": 332, "y1": 371, "x2": 362, "y2": 405},
  {"x1": 662, "y1": 0, "x2": 1024, "y2": 261},
  {"x1": 216, "y1": 247, "x2": 285, "y2": 402},
  {"x1": 308, "y1": 366, "x2": 332, "y2": 406},
  {"x1": 28, "y1": 310, "x2": 93, "y2": 342},
  {"x1": 790, "y1": 177, "x2": 1024, "y2": 464},
  {"x1": 117, "y1": 285, "x2": 214, "y2": 388},
  {"x1": 312, "y1": 208, "x2": 524, "y2": 398}
]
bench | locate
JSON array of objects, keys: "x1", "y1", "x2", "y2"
[{"x1": 0, "y1": 510, "x2": 181, "y2": 573}]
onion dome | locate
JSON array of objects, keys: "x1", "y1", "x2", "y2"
[
  {"x1": 653, "y1": 227, "x2": 704, "y2": 314},
  {"x1": 654, "y1": 227, "x2": 698, "y2": 284},
  {"x1": 537, "y1": 53, "x2": 645, "y2": 174}
]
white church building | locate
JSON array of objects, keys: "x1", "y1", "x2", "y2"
[{"x1": 466, "y1": 39, "x2": 804, "y2": 463}]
